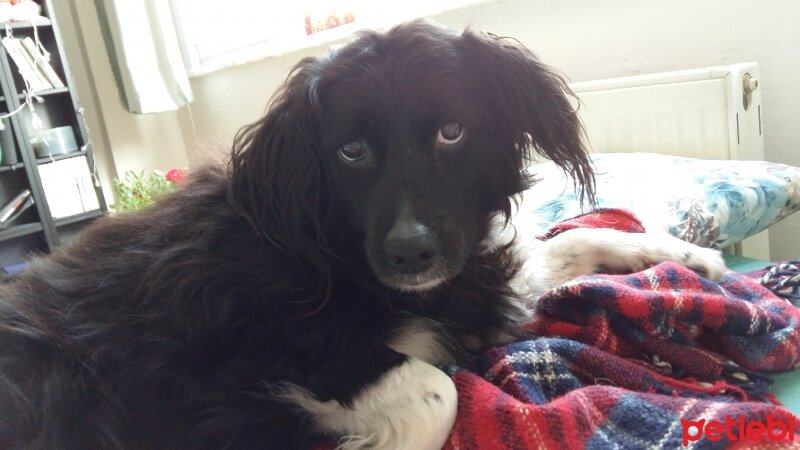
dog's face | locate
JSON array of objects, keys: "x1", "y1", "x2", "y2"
[
  {"x1": 316, "y1": 30, "x2": 512, "y2": 291},
  {"x1": 229, "y1": 21, "x2": 594, "y2": 294}
]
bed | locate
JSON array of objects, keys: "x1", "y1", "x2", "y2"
[
  {"x1": 518, "y1": 63, "x2": 800, "y2": 419},
  {"x1": 436, "y1": 64, "x2": 800, "y2": 448}
]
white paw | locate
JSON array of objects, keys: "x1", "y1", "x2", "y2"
[
  {"x1": 286, "y1": 358, "x2": 458, "y2": 450},
  {"x1": 674, "y1": 244, "x2": 726, "y2": 281},
  {"x1": 636, "y1": 231, "x2": 727, "y2": 281}
]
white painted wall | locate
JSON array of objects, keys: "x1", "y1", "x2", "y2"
[
  {"x1": 56, "y1": 0, "x2": 800, "y2": 260},
  {"x1": 51, "y1": 0, "x2": 192, "y2": 203}
]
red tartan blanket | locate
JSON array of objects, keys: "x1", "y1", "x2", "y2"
[{"x1": 445, "y1": 209, "x2": 800, "y2": 449}]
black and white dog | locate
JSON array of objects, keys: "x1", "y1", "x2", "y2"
[{"x1": 0, "y1": 20, "x2": 724, "y2": 449}]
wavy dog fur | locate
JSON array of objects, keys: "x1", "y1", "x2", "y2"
[{"x1": 0, "y1": 20, "x2": 594, "y2": 448}]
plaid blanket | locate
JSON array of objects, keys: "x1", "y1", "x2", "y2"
[
  {"x1": 445, "y1": 210, "x2": 800, "y2": 449},
  {"x1": 750, "y1": 260, "x2": 800, "y2": 305}
]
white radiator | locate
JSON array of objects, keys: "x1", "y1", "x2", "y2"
[{"x1": 569, "y1": 63, "x2": 768, "y2": 259}]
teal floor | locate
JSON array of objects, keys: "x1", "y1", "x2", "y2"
[
  {"x1": 772, "y1": 372, "x2": 800, "y2": 414},
  {"x1": 724, "y1": 254, "x2": 799, "y2": 413}
]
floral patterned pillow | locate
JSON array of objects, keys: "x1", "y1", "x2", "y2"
[{"x1": 522, "y1": 153, "x2": 800, "y2": 249}]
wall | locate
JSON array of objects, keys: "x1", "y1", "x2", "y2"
[
  {"x1": 57, "y1": 0, "x2": 800, "y2": 260},
  {"x1": 50, "y1": 0, "x2": 192, "y2": 203}
]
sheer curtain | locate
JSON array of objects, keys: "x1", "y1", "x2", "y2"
[{"x1": 94, "y1": 0, "x2": 192, "y2": 114}]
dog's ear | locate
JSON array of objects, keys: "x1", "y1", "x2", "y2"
[
  {"x1": 459, "y1": 30, "x2": 595, "y2": 206},
  {"x1": 228, "y1": 58, "x2": 333, "y2": 265}
]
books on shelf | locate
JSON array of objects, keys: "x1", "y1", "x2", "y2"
[
  {"x1": 38, "y1": 155, "x2": 99, "y2": 219},
  {"x1": 1, "y1": 36, "x2": 64, "y2": 92},
  {"x1": 21, "y1": 37, "x2": 64, "y2": 89},
  {"x1": 0, "y1": 189, "x2": 34, "y2": 229}
]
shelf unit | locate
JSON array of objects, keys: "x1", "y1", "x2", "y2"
[{"x1": 0, "y1": 0, "x2": 107, "y2": 278}]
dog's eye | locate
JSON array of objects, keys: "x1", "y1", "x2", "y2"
[
  {"x1": 338, "y1": 141, "x2": 367, "y2": 163},
  {"x1": 437, "y1": 122, "x2": 465, "y2": 146}
]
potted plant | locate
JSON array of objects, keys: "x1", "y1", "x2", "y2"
[{"x1": 112, "y1": 168, "x2": 186, "y2": 211}]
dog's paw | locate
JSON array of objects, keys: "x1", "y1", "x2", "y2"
[
  {"x1": 632, "y1": 231, "x2": 726, "y2": 281},
  {"x1": 676, "y1": 245, "x2": 726, "y2": 281},
  {"x1": 284, "y1": 358, "x2": 457, "y2": 450},
  {"x1": 336, "y1": 358, "x2": 457, "y2": 450},
  {"x1": 514, "y1": 228, "x2": 730, "y2": 299}
]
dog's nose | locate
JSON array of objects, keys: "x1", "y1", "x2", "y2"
[{"x1": 384, "y1": 221, "x2": 439, "y2": 274}]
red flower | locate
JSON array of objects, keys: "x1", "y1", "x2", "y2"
[{"x1": 165, "y1": 168, "x2": 186, "y2": 183}]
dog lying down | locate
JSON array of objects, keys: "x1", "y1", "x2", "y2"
[{"x1": 0, "y1": 20, "x2": 724, "y2": 450}]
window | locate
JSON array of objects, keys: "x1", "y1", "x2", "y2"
[{"x1": 171, "y1": 0, "x2": 483, "y2": 77}]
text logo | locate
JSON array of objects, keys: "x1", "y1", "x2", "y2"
[{"x1": 682, "y1": 415, "x2": 797, "y2": 446}]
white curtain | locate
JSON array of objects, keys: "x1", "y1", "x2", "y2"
[{"x1": 95, "y1": 0, "x2": 192, "y2": 114}]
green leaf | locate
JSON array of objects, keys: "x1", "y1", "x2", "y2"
[{"x1": 112, "y1": 169, "x2": 179, "y2": 211}]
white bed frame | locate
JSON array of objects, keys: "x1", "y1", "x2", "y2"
[{"x1": 569, "y1": 62, "x2": 767, "y2": 260}]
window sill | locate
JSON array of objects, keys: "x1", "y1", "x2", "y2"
[
  {"x1": 186, "y1": 21, "x2": 367, "y2": 78},
  {"x1": 185, "y1": 0, "x2": 489, "y2": 78}
]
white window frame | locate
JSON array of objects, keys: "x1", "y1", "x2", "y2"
[{"x1": 170, "y1": 0, "x2": 486, "y2": 77}]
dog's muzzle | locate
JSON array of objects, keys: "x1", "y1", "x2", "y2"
[{"x1": 384, "y1": 219, "x2": 440, "y2": 275}]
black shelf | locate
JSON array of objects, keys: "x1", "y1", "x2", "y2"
[
  {"x1": 0, "y1": 0, "x2": 108, "y2": 277},
  {"x1": 1, "y1": 18, "x2": 52, "y2": 30},
  {"x1": 0, "y1": 222, "x2": 43, "y2": 243},
  {"x1": 36, "y1": 149, "x2": 86, "y2": 164},
  {"x1": 18, "y1": 87, "x2": 69, "y2": 99},
  {"x1": 54, "y1": 209, "x2": 104, "y2": 227},
  {"x1": 0, "y1": 162, "x2": 25, "y2": 173}
]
